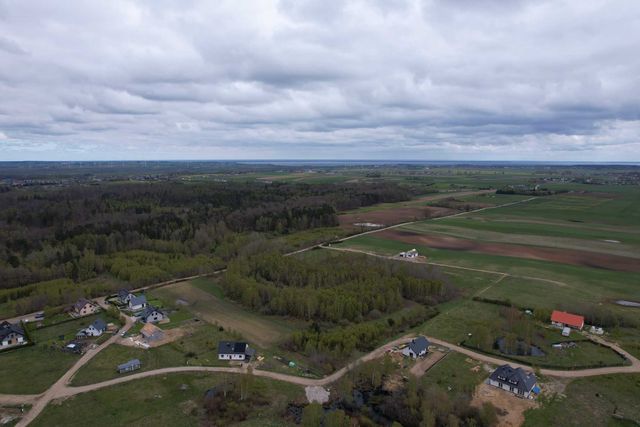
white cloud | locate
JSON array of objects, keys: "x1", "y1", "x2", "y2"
[{"x1": 0, "y1": 0, "x2": 639, "y2": 160}]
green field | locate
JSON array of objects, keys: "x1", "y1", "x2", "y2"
[
  {"x1": 421, "y1": 352, "x2": 488, "y2": 396},
  {"x1": 34, "y1": 373, "x2": 303, "y2": 427},
  {"x1": 71, "y1": 323, "x2": 236, "y2": 386},
  {"x1": 524, "y1": 374, "x2": 640, "y2": 426},
  {"x1": 151, "y1": 279, "x2": 306, "y2": 348},
  {"x1": 0, "y1": 315, "x2": 117, "y2": 394}
]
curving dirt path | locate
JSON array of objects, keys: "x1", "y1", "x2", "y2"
[{"x1": 11, "y1": 328, "x2": 640, "y2": 426}]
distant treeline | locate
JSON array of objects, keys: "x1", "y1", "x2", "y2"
[
  {"x1": 496, "y1": 187, "x2": 568, "y2": 196},
  {"x1": 0, "y1": 180, "x2": 416, "y2": 290}
]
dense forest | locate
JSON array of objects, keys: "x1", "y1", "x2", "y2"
[
  {"x1": 222, "y1": 252, "x2": 456, "y2": 322},
  {"x1": 0, "y1": 179, "x2": 417, "y2": 315}
]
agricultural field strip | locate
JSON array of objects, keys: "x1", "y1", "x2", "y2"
[
  {"x1": 324, "y1": 245, "x2": 573, "y2": 289},
  {"x1": 341, "y1": 189, "x2": 496, "y2": 213},
  {"x1": 398, "y1": 222, "x2": 640, "y2": 258}
]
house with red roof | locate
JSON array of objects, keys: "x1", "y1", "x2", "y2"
[{"x1": 551, "y1": 310, "x2": 584, "y2": 330}]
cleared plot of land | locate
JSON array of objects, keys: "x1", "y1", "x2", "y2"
[
  {"x1": 473, "y1": 382, "x2": 538, "y2": 427},
  {"x1": 420, "y1": 352, "x2": 488, "y2": 396},
  {"x1": 338, "y1": 206, "x2": 456, "y2": 230},
  {"x1": 376, "y1": 228, "x2": 640, "y2": 272},
  {"x1": 33, "y1": 373, "x2": 302, "y2": 427},
  {"x1": 523, "y1": 374, "x2": 640, "y2": 426},
  {"x1": 152, "y1": 280, "x2": 303, "y2": 348},
  {"x1": 337, "y1": 190, "x2": 496, "y2": 230}
]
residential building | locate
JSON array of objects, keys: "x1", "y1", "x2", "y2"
[
  {"x1": 402, "y1": 336, "x2": 430, "y2": 358},
  {"x1": 128, "y1": 295, "x2": 147, "y2": 311},
  {"x1": 399, "y1": 248, "x2": 419, "y2": 259},
  {"x1": 140, "y1": 306, "x2": 164, "y2": 323},
  {"x1": 489, "y1": 364, "x2": 537, "y2": 398},
  {"x1": 117, "y1": 289, "x2": 134, "y2": 305},
  {"x1": 551, "y1": 310, "x2": 584, "y2": 330},
  {"x1": 0, "y1": 321, "x2": 27, "y2": 349},
  {"x1": 117, "y1": 359, "x2": 141, "y2": 373},
  {"x1": 140, "y1": 323, "x2": 164, "y2": 342},
  {"x1": 83, "y1": 318, "x2": 108, "y2": 337},
  {"x1": 73, "y1": 298, "x2": 100, "y2": 317},
  {"x1": 217, "y1": 341, "x2": 255, "y2": 361}
]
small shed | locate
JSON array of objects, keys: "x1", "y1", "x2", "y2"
[
  {"x1": 561, "y1": 327, "x2": 571, "y2": 337},
  {"x1": 117, "y1": 359, "x2": 141, "y2": 373}
]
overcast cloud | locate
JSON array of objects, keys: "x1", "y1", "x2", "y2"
[{"x1": 0, "y1": 0, "x2": 639, "y2": 161}]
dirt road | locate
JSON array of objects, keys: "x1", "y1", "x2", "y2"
[
  {"x1": 11, "y1": 327, "x2": 640, "y2": 426},
  {"x1": 15, "y1": 315, "x2": 137, "y2": 427}
]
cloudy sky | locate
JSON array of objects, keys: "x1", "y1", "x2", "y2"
[{"x1": 1, "y1": 0, "x2": 639, "y2": 161}]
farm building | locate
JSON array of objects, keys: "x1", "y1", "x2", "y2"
[
  {"x1": 128, "y1": 295, "x2": 147, "y2": 311},
  {"x1": 399, "y1": 248, "x2": 419, "y2": 259},
  {"x1": 0, "y1": 321, "x2": 27, "y2": 349},
  {"x1": 551, "y1": 310, "x2": 584, "y2": 330},
  {"x1": 140, "y1": 306, "x2": 164, "y2": 323},
  {"x1": 117, "y1": 289, "x2": 134, "y2": 305},
  {"x1": 217, "y1": 341, "x2": 256, "y2": 361},
  {"x1": 117, "y1": 359, "x2": 141, "y2": 373},
  {"x1": 81, "y1": 318, "x2": 108, "y2": 337},
  {"x1": 72, "y1": 298, "x2": 100, "y2": 317},
  {"x1": 140, "y1": 323, "x2": 164, "y2": 342},
  {"x1": 489, "y1": 364, "x2": 537, "y2": 398},
  {"x1": 402, "y1": 336, "x2": 430, "y2": 358}
]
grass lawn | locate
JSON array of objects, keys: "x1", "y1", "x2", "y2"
[
  {"x1": 152, "y1": 280, "x2": 306, "y2": 348},
  {"x1": 71, "y1": 323, "x2": 236, "y2": 386},
  {"x1": 420, "y1": 300, "x2": 625, "y2": 369},
  {"x1": 0, "y1": 313, "x2": 123, "y2": 394},
  {"x1": 33, "y1": 373, "x2": 303, "y2": 427},
  {"x1": 524, "y1": 374, "x2": 640, "y2": 426},
  {"x1": 0, "y1": 345, "x2": 78, "y2": 394},
  {"x1": 421, "y1": 352, "x2": 489, "y2": 396}
]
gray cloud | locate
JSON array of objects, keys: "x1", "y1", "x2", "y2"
[{"x1": 0, "y1": 0, "x2": 639, "y2": 161}]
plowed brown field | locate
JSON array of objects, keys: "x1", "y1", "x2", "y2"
[{"x1": 378, "y1": 229, "x2": 640, "y2": 273}]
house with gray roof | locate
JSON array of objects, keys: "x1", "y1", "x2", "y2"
[
  {"x1": 117, "y1": 289, "x2": 134, "y2": 305},
  {"x1": 140, "y1": 305, "x2": 164, "y2": 323},
  {"x1": 0, "y1": 321, "x2": 27, "y2": 349},
  {"x1": 402, "y1": 336, "x2": 430, "y2": 358},
  {"x1": 117, "y1": 359, "x2": 141, "y2": 373},
  {"x1": 217, "y1": 341, "x2": 255, "y2": 361},
  {"x1": 83, "y1": 318, "x2": 108, "y2": 337},
  {"x1": 128, "y1": 294, "x2": 147, "y2": 311},
  {"x1": 489, "y1": 364, "x2": 537, "y2": 398}
]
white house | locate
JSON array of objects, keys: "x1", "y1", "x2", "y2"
[
  {"x1": 128, "y1": 295, "x2": 147, "y2": 311},
  {"x1": 0, "y1": 322, "x2": 27, "y2": 349},
  {"x1": 402, "y1": 336, "x2": 430, "y2": 358},
  {"x1": 83, "y1": 318, "x2": 108, "y2": 337},
  {"x1": 217, "y1": 341, "x2": 255, "y2": 361},
  {"x1": 489, "y1": 364, "x2": 537, "y2": 399},
  {"x1": 140, "y1": 306, "x2": 164, "y2": 323},
  {"x1": 117, "y1": 289, "x2": 134, "y2": 305},
  {"x1": 399, "y1": 248, "x2": 419, "y2": 259}
]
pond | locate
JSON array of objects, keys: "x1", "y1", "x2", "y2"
[
  {"x1": 615, "y1": 300, "x2": 640, "y2": 308},
  {"x1": 495, "y1": 337, "x2": 545, "y2": 356}
]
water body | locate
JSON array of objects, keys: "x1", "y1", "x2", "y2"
[
  {"x1": 495, "y1": 337, "x2": 546, "y2": 356},
  {"x1": 615, "y1": 300, "x2": 640, "y2": 308}
]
